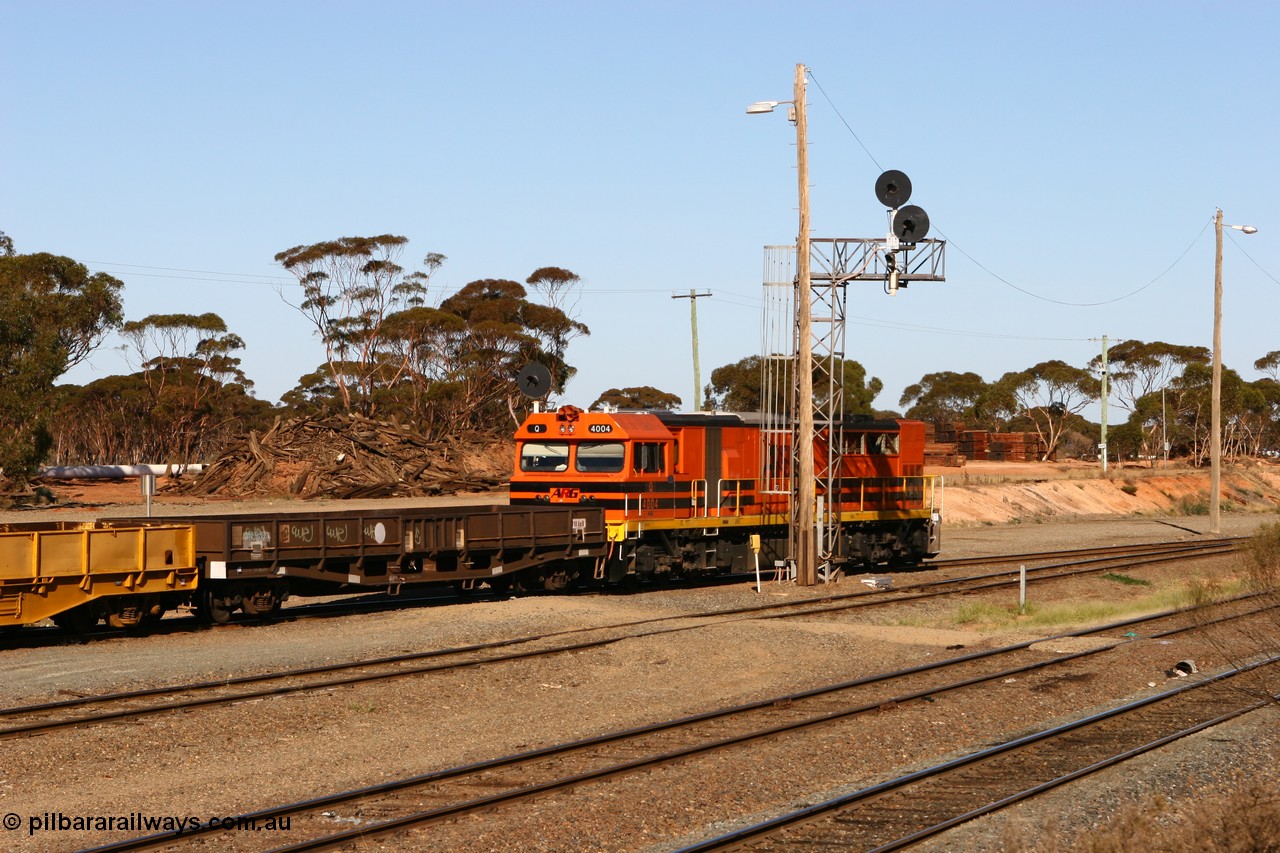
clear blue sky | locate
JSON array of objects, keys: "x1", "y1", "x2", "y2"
[{"x1": 6, "y1": 1, "x2": 1278, "y2": 417}]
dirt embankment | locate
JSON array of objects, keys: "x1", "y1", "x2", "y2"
[
  {"x1": 935, "y1": 461, "x2": 1280, "y2": 525},
  {"x1": 18, "y1": 459, "x2": 1280, "y2": 528}
]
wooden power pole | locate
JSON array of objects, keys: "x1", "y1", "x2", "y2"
[
  {"x1": 793, "y1": 62, "x2": 816, "y2": 587},
  {"x1": 672, "y1": 290, "x2": 712, "y2": 411}
]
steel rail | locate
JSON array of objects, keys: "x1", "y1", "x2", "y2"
[
  {"x1": 0, "y1": 540, "x2": 1239, "y2": 739},
  {"x1": 80, "y1": 597, "x2": 1278, "y2": 852},
  {"x1": 674, "y1": 656, "x2": 1280, "y2": 852}
]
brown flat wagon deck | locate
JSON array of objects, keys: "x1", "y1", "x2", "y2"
[{"x1": 3, "y1": 504, "x2": 608, "y2": 630}]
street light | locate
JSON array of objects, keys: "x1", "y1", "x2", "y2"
[
  {"x1": 748, "y1": 64, "x2": 818, "y2": 586},
  {"x1": 1210, "y1": 208, "x2": 1258, "y2": 535}
]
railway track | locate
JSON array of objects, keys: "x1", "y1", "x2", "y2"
[
  {"x1": 0, "y1": 539, "x2": 1238, "y2": 740},
  {"x1": 0, "y1": 537, "x2": 1239, "y2": 652},
  {"x1": 78, "y1": 594, "x2": 1278, "y2": 852},
  {"x1": 678, "y1": 657, "x2": 1280, "y2": 852}
]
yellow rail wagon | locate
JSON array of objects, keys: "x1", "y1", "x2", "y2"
[{"x1": 0, "y1": 522, "x2": 198, "y2": 631}]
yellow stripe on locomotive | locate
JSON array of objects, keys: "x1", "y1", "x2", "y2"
[{"x1": 511, "y1": 405, "x2": 942, "y2": 576}]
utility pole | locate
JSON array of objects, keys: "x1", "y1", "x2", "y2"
[
  {"x1": 1099, "y1": 335, "x2": 1108, "y2": 475},
  {"x1": 1162, "y1": 387, "x2": 1168, "y2": 467},
  {"x1": 1211, "y1": 208, "x2": 1224, "y2": 535},
  {"x1": 1209, "y1": 208, "x2": 1258, "y2": 535},
  {"x1": 793, "y1": 62, "x2": 816, "y2": 588},
  {"x1": 672, "y1": 290, "x2": 712, "y2": 411},
  {"x1": 748, "y1": 64, "x2": 944, "y2": 586}
]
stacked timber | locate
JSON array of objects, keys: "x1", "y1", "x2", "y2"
[
  {"x1": 924, "y1": 442, "x2": 961, "y2": 467},
  {"x1": 180, "y1": 415, "x2": 512, "y2": 499},
  {"x1": 959, "y1": 430, "x2": 988, "y2": 461},
  {"x1": 932, "y1": 421, "x2": 963, "y2": 444},
  {"x1": 989, "y1": 432, "x2": 1048, "y2": 462}
]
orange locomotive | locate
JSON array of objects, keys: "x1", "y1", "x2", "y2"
[{"x1": 510, "y1": 406, "x2": 942, "y2": 583}]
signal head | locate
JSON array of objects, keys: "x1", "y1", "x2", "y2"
[
  {"x1": 875, "y1": 170, "x2": 912, "y2": 209},
  {"x1": 892, "y1": 205, "x2": 930, "y2": 243},
  {"x1": 516, "y1": 363, "x2": 553, "y2": 400}
]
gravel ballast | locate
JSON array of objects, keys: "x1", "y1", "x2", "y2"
[{"x1": 2, "y1": 508, "x2": 1278, "y2": 851}]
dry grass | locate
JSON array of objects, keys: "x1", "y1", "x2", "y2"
[{"x1": 1007, "y1": 774, "x2": 1280, "y2": 853}]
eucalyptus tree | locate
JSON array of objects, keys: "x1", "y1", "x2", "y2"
[
  {"x1": 435, "y1": 277, "x2": 589, "y2": 426},
  {"x1": 119, "y1": 312, "x2": 261, "y2": 462},
  {"x1": 275, "y1": 235, "x2": 445, "y2": 414},
  {"x1": 1091, "y1": 340, "x2": 1209, "y2": 412},
  {"x1": 898, "y1": 371, "x2": 992, "y2": 427},
  {"x1": 989, "y1": 360, "x2": 1097, "y2": 460},
  {"x1": 525, "y1": 266, "x2": 588, "y2": 392},
  {"x1": 1091, "y1": 340, "x2": 1209, "y2": 459},
  {"x1": 1255, "y1": 351, "x2": 1280, "y2": 384},
  {"x1": 592, "y1": 387, "x2": 682, "y2": 411},
  {"x1": 0, "y1": 247, "x2": 123, "y2": 479},
  {"x1": 703, "y1": 355, "x2": 881, "y2": 414}
]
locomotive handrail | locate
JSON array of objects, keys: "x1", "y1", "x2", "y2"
[
  {"x1": 691, "y1": 479, "x2": 708, "y2": 518},
  {"x1": 715, "y1": 479, "x2": 738, "y2": 517}
]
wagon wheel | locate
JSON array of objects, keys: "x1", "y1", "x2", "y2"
[
  {"x1": 52, "y1": 604, "x2": 98, "y2": 634},
  {"x1": 240, "y1": 587, "x2": 279, "y2": 618},
  {"x1": 199, "y1": 591, "x2": 235, "y2": 625},
  {"x1": 105, "y1": 598, "x2": 146, "y2": 630}
]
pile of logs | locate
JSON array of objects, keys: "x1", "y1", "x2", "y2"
[{"x1": 180, "y1": 414, "x2": 513, "y2": 499}]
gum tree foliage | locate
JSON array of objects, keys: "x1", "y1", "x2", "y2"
[
  {"x1": 1090, "y1": 340, "x2": 1209, "y2": 412},
  {"x1": 275, "y1": 235, "x2": 444, "y2": 414},
  {"x1": 276, "y1": 236, "x2": 589, "y2": 431},
  {"x1": 524, "y1": 267, "x2": 588, "y2": 392},
  {"x1": 0, "y1": 246, "x2": 123, "y2": 479},
  {"x1": 898, "y1": 371, "x2": 993, "y2": 427},
  {"x1": 703, "y1": 355, "x2": 882, "y2": 414},
  {"x1": 48, "y1": 313, "x2": 272, "y2": 465},
  {"x1": 432, "y1": 278, "x2": 589, "y2": 427},
  {"x1": 988, "y1": 360, "x2": 1098, "y2": 461},
  {"x1": 1120, "y1": 360, "x2": 1277, "y2": 464},
  {"x1": 119, "y1": 313, "x2": 260, "y2": 462},
  {"x1": 591, "y1": 386, "x2": 682, "y2": 411},
  {"x1": 1163, "y1": 363, "x2": 1274, "y2": 464},
  {"x1": 1252, "y1": 378, "x2": 1280, "y2": 456},
  {"x1": 1255, "y1": 351, "x2": 1280, "y2": 384},
  {"x1": 1088, "y1": 341, "x2": 1207, "y2": 459}
]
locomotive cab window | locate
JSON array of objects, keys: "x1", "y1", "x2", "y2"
[
  {"x1": 870, "y1": 433, "x2": 899, "y2": 455},
  {"x1": 520, "y1": 442, "x2": 570, "y2": 472},
  {"x1": 576, "y1": 442, "x2": 625, "y2": 473},
  {"x1": 632, "y1": 442, "x2": 666, "y2": 475}
]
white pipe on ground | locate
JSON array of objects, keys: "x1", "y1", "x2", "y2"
[{"x1": 39, "y1": 464, "x2": 205, "y2": 480}]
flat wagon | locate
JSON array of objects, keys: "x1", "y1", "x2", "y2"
[{"x1": 0, "y1": 521, "x2": 198, "y2": 632}]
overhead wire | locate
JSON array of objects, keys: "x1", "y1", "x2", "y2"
[
  {"x1": 808, "y1": 69, "x2": 1230, "y2": 310},
  {"x1": 1225, "y1": 229, "x2": 1280, "y2": 286}
]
